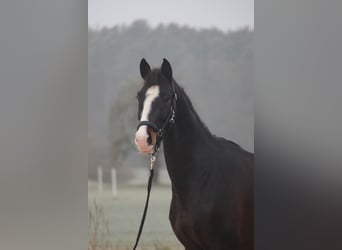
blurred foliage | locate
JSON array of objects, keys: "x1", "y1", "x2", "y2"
[{"x1": 108, "y1": 81, "x2": 138, "y2": 168}]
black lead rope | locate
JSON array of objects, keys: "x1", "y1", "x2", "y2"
[
  {"x1": 132, "y1": 128, "x2": 167, "y2": 250},
  {"x1": 132, "y1": 164, "x2": 154, "y2": 250}
]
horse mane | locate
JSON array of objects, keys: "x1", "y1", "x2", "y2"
[
  {"x1": 175, "y1": 81, "x2": 244, "y2": 150},
  {"x1": 175, "y1": 82, "x2": 213, "y2": 137}
]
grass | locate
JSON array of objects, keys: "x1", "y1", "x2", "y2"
[{"x1": 88, "y1": 180, "x2": 183, "y2": 250}]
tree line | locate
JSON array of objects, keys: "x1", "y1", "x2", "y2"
[{"x1": 88, "y1": 20, "x2": 254, "y2": 182}]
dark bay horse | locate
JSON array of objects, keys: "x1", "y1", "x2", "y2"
[{"x1": 135, "y1": 58, "x2": 253, "y2": 250}]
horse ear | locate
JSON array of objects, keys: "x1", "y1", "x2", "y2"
[
  {"x1": 140, "y1": 58, "x2": 151, "y2": 80},
  {"x1": 161, "y1": 58, "x2": 173, "y2": 80}
]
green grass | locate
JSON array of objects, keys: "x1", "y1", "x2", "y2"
[{"x1": 88, "y1": 180, "x2": 183, "y2": 249}]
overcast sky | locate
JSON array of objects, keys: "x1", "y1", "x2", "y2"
[{"x1": 89, "y1": 0, "x2": 254, "y2": 31}]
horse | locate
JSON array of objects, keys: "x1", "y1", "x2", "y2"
[{"x1": 135, "y1": 58, "x2": 253, "y2": 250}]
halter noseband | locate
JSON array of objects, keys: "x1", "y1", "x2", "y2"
[{"x1": 136, "y1": 82, "x2": 177, "y2": 156}]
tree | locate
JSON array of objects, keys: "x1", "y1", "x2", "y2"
[{"x1": 108, "y1": 81, "x2": 138, "y2": 168}]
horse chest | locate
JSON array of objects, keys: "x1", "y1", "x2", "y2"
[{"x1": 169, "y1": 189, "x2": 218, "y2": 248}]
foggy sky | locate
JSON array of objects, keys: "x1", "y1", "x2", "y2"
[{"x1": 89, "y1": 0, "x2": 254, "y2": 31}]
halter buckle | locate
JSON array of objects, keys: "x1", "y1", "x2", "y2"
[{"x1": 169, "y1": 110, "x2": 175, "y2": 123}]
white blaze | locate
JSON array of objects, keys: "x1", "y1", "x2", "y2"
[
  {"x1": 140, "y1": 85, "x2": 160, "y2": 122},
  {"x1": 135, "y1": 85, "x2": 160, "y2": 152}
]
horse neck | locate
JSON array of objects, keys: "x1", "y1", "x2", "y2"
[{"x1": 162, "y1": 85, "x2": 213, "y2": 187}]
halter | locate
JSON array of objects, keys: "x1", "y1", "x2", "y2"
[{"x1": 136, "y1": 81, "x2": 177, "y2": 158}]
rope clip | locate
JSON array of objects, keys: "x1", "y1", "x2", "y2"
[{"x1": 150, "y1": 154, "x2": 156, "y2": 170}]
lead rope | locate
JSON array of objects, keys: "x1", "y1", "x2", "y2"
[{"x1": 132, "y1": 153, "x2": 156, "y2": 250}]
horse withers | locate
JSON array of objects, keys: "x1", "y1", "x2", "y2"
[{"x1": 135, "y1": 58, "x2": 253, "y2": 250}]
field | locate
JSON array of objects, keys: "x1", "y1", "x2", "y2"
[{"x1": 88, "y1": 173, "x2": 183, "y2": 250}]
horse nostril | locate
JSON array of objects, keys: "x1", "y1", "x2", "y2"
[{"x1": 147, "y1": 131, "x2": 152, "y2": 145}]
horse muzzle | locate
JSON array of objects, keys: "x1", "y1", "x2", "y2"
[{"x1": 135, "y1": 125, "x2": 157, "y2": 154}]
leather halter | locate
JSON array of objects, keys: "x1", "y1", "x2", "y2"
[{"x1": 136, "y1": 82, "x2": 177, "y2": 156}]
